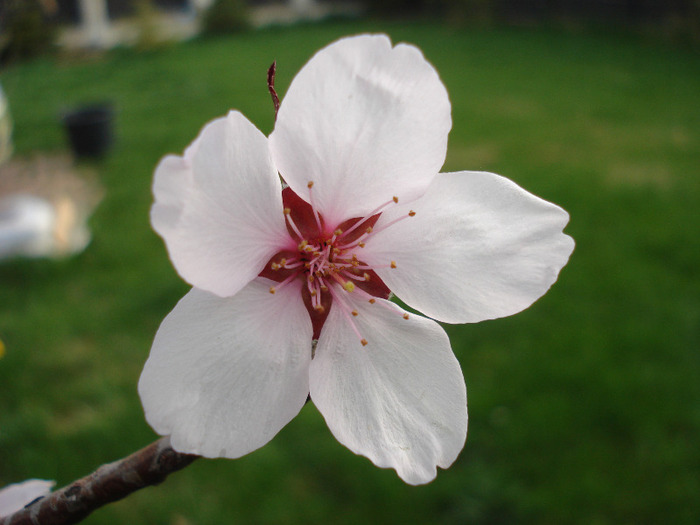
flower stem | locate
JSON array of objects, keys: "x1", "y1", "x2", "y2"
[{"x1": 0, "y1": 437, "x2": 199, "y2": 525}]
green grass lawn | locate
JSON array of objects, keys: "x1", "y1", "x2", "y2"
[{"x1": 1, "y1": 19, "x2": 699, "y2": 524}]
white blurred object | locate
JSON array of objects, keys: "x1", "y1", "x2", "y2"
[
  {"x1": 0, "y1": 155, "x2": 102, "y2": 260},
  {"x1": 78, "y1": 0, "x2": 112, "y2": 49},
  {"x1": 0, "y1": 479, "x2": 55, "y2": 517},
  {"x1": 0, "y1": 194, "x2": 91, "y2": 259}
]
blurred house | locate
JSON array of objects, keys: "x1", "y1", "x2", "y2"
[{"x1": 40, "y1": 0, "x2": 360, "y2": 50}]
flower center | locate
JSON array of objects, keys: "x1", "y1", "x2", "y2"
[{"x1": 259, "y1": 183, "x2": 414, "y2": 345}]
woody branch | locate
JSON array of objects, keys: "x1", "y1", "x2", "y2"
[{"x1": 1, "y1": 437, "x2": 199, "y2": 525}]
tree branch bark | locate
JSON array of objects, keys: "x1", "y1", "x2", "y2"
[{"x1": 1, "y1": 437, "x2": 199, "y2": 525}]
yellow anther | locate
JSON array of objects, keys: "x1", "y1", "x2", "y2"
[
  {"x1": 365, "y1": 226, "x2": 373, "y2": 234},
  {"x1": 298, "y1": 240, "x2": 308, "y2": 250},
  {"x1": 369, "y1": 298, "x2": 376, "y2": 304},
  {"x1": 269, "y1": 287, "x2": 276, "y2": 294},
  {"x1": 351, "y1": 310, "x2": 359, "y2": 317},
  {"x1": 358, "y1": 242, "x2": 365, "y2": 248},
  {"x1": 307, "y1": 181, "x2": 314, "y2": 188},
  {"x1": 390, "y1": 261, "x2": 397, "y2": 269},
  {"x1": 334, "y1": 228, "x2": 343, "y2": 236},
  {"x1": 363, "y1": 272, "x2": 370, "y2": 281},
  {"x1": 403, "y1": 313, "x2": 409, "y2": 320},
  {"x1": 271, "y1": 262, "x2": 280, "y2": 270},
  {"x1": 408, "y1": 210, "x2": 416, "y2": 217},
  {"x1": 343, "y1": 281, "x2": 356, "y2": 293},
  {"x1": 308, "y1": 275, "x2": 315, "y2": 282},
  {"x1": 310, "y1": 290, "x2": 317, "y2": 297},
  {"x1": 361, "y1": 339, "x2": 368, "y2": 346},
  {"x1": 332, "y1": 247, "x2": 341, "y2": 255},
  {"x1": 283, "y1": 207, "x2": 291, "y2": 215},
  {"x1": 320, "y1": 285, "x2": 329, "y2": 292},
  {"x1": 280, "y1": 258, "x2": 286, "y2": 265},
  {"x1": 393, "y1": 196, "x2": 399, "y2": 203},
  {"x1": 314, "y1": 304, "x2": 325, "y2": 313}
]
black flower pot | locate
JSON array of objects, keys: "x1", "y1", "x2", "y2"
[{"x1": 63, "y1": 103, "x2": 114, "y2": 159}]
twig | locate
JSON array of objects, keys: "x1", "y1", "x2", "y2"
[
  {"x1": 1, "y1": 437, "x2": 199, "y2": 525},
  {"x1": 267, "y1": 61, "x2": 280, "y2": 120}
]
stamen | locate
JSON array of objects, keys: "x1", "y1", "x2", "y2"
[
  {"x1": 269, "y1": 271, "x2": 300, "y2": 294},
  {"x1": 337, "y1": 196, "x2": 401, "y2": 240},
  {"x1": 391, "y1": 261, "x2": 397, "y2": 269},
  {"x1": 364, "y1": 210, "x2": 416, "y2": 238},
  {"x1": 328, "y1": 285, "x2": 368, "y2": 347},
  {"x1": 307, "y1": 181, "x2": 324, "y2": 234},
  {"x1": 349, "y1": 287, "x2": 410, "y2": 320},
  {"x1": 341, "y1": 270, "x2": 370, "y2": 282},
  {"x1": 284, "y1": 208, "x2": 305, "y2": 240}
]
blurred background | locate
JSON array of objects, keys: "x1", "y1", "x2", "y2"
[{"x1": 0, "y1": 1, "x2": 698, "y2": 523}]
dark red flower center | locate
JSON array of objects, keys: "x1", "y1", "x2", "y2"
[{"x1": 259, "y1": 187, "x2": 393, "y2": 340}]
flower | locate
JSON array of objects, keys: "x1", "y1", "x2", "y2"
[
  {"x1": 0, "y1": 479, "x2": 54, "y2": 517},
  {"x1": 138, "y1": 34, "x2": 574, "y2": 485}
]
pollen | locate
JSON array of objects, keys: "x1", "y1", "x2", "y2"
[
  {"x1": 408, "y1": 210, "x2": 416, "y2": 217},
  {"x1": 361, "y1": 339, "x2": 368, "y2": 346},
  {"x1": 403, "y1": 313, "x2": 409, "y2": 320},
  {"x1": 314, "y1": 304, "x2": 325, "y2": 313},
  {"x1": 334, "y1": 228, "x2": 343, "y2": 236},
  {"x1": 283, "y1": 207, "x2": 291, "y2": 215},
  {"x1": 352, "y1": 310, "x2": 359, "y2": 317},
  {"x1": 392, "y1": 196, "x2": 399, "y2": 203},
  {"x1": 343, "y1": 281, "x2": 356, "y2": 293},
  {"x1": 307, "y1": 181, "x2": 314, "y2": 188},
  {"x1": 369, "y1": 298, "x2": 376, "y2": 304},
  {"x1": 390, "y1": 261, "x2": 397, "y2": 269},
  {"x1": 269, "y1": 287, "x2": 276, "y2": 294},
  {"x1": 358, "y1": 242, "x2": 365, "y2": 248}
]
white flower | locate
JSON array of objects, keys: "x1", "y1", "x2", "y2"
[
  {"x1": 138, "y1": 34, "x2": 574, "y2": 485},
  {"x1": 0, "y1": 479, "x2": 54, "y2": 517}
]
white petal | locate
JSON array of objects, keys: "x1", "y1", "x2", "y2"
[
  {"x1": 151, "y1": 110, "x2": 291, "y2": 298},
  {"x1": 270, "y1": 34, "x2": 451, "y2": 227},
  {"x1": 138, "y1": 279, "x2": 312, "y2": 459},
  {"x1": 362, "y1": 171, "x2": 575, "y2": 323},
  {"x1": 0, "y1": 479, "x2": 54, "y2": 517},
  {"x1": 310, "y1": 295, "x2": 467, "y2": 485}
]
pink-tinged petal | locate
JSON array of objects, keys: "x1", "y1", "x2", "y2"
[
  {"x1": 151, "y1": 111, "x2": 290, "y2": 298},
  {"x1": 138, "y1": 279, "x2": 312, "y2": 459},
  {"x1": 0, "y1": 479, "x2": 54, "y2": 517},
  {"x1": 310, "y1": 295, "x2": 467, "y2": 485},
  {"x1": 362, "y1": 171, "x2": 575, "y2": 324},
  {"x1": 269, "y1": 34, "x2": 451, "y2": 227}
]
